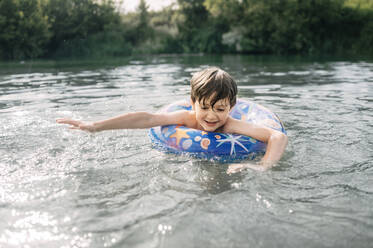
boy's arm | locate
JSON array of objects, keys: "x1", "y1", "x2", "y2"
[
  {"x1": 56, "y1": 110, "x2": 193, "y2": 132},
  {"x1": 224, "y1": 117, "x2": 288, "y2": 172}
]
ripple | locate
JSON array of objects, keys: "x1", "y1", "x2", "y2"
[{"x1": 1, "y1": 56, "x2": 373, "y2": 247}]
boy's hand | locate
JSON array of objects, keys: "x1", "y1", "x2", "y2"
[
  {"x1": 56, "y1": 118, "x2": 96, "y2": 132},
  {"x1": 227, "y1": 162, "x2": 271, "y2": 174}
]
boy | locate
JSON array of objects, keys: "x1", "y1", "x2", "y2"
[{"x1": 57, "y1": 67, "x2": 288, "y2": 172}]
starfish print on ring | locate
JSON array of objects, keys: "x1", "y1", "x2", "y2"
[
  {"x1": 216, "y1": 134, "x2": 251, "y2": 155},
  {"x1": 169, "y1": 126, "x2": 190, "y2": 146}
]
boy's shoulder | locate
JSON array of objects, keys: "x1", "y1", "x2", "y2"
[
  {"x1": 222, "y1": 116, "x2": 253, "y2": 134},
  {"x1": 183, "y1": 110, "x2": 197, "y2": 127},
  {"x1": 161, "y1": 109, "x2": 197, "y2": 128}
]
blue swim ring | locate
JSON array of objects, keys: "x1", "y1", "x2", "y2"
[{"x1": 149, "y1": 99, "x2": 286, "y2": 161}]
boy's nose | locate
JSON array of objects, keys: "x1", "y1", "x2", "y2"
[{"x1": 206, "y1": 110, "x2": 217, "y2": 119}]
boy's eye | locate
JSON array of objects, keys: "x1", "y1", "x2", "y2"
[{"x1": 217, "y1": 109, "x2": 225, "y2": 112}]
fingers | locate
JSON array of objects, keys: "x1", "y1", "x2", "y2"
[
  {"x1": 247, "y1": 164, "x2": 267, "y2": 172},
  {"x1": 56, "y1": 118, "x2": 81, "y2": 127},
  {"x1": 226, "y1": 164, "x2": 245, "y2": 174},
  {"x1": 226, "y1": 163, "x2": 268, "y2": 174},
  {"x1": 56, "y1": 118, "x2": 96, "y2": 133},
  {"x1": 226, "y1": 168, "x2": 238, "y2": 174}
]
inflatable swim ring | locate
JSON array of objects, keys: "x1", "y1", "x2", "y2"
[{"x1": 149, "y1": 99, "x2": 286, "y2": 161}]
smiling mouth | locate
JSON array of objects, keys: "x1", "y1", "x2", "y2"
[{"x1": 204, "y1": 120, "x2": 218, "y2": 126}]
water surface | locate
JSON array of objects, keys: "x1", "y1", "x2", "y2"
[{"x1": 1, "y1": 55, "x2": 372, "y2": 247}]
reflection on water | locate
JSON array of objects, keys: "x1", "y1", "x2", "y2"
[{"x1": 0, "y1": 55, "x2": 373, "y2": 248}]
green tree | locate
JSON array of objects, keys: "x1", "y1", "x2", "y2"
[
  {"x1": 136, "y1": 0, "x2": 153, "y2": 42},
  {"x1": 46, "y1": 0, "x2": 118, "y2": 52},
  {"x1": 344, "y1": 0, "x2": 373, "y2": 10},
  {"x1": 0, "y1": 0, "x2": 50, "y2": 60},
  {"x1": 44, "y1": 0, "x2": 130, "y2": 57},
  {"x1": 176, "y1": 0, "x2": 228, "y2": 53},
  {"x1": 204, "y1": 0, "x2": 372, "y2": 55},
  {"x1": 176, "y1": 0, "x2": 208, "y2": 52},
  {"x1": 204, "y1": 0, "x2": 244, "y2": 23}
]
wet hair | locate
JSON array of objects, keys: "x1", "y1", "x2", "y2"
[{"x1": 190, "y1": 67, "x2": 237, "y2": 108}]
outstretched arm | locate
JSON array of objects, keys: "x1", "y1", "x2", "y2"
[
  {"x1": 56, "y1": 110, "x2": 193, "y2": 132},
  {"x1": 224, "y1": 117, "x2": 288, "y2": 172}
]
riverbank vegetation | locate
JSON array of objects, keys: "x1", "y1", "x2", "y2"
[{"x1": 0, "y1": 0, "x2": 372, "y2": 60}]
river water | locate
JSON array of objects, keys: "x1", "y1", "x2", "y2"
[{"x1": 0, "y1": 55, "x2": 372, "y2": 248}]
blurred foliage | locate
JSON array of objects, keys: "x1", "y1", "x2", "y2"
[
  {"x1": 44, "y1": 0, "x2": 131, "y2": 58},
  {"x1": 204, "y1": 0, "x2": 373, "y2": 55},
  {"x1": 344, "y1": 0, "x2": 373, "y2": 9},
  {"x1": 0, "y1": 0, "x2": 50, "y2": 59},
  {"x1": 0, "y1": 0, "x2": 372, "y2": 60}
]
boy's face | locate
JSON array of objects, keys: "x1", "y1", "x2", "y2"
[{"x1": 192, "y1": 97, "x2": 231, "y2": 132}]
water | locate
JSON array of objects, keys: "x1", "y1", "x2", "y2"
[{"x1": 1, "y1": 55, "x2": 372, "y2": 248}]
